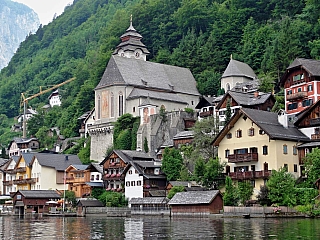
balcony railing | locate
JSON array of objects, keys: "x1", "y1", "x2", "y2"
[
  {"x1": 13, "y1": 178, "x2": 36, "y2": 185},
  {"x1": 3, "y1": 180, "x2": 13, "y2": 186},
  {"x1": 103, "y1": 173, "x2": 122, "y2": 180},
  {"x1": 311, "y1": 133, "x2": 320, "y2": 140},
  {"x1": 228, "y1": 153, "x2": 258, "y2": 163},
  {"x1": 5, "y1": 167, "x2": 26, "y2": 174},
  {"x1": 228, "y1": 170, "x2": 271, "y2": 180},
  {"x1": 287, "y1": 91, "x2": 307, "y2": 100},
  {"x1": 199, "y1": 110, "x2": 214, "y2": 118}
]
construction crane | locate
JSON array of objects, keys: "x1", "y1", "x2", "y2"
[{"x1": 20, "y1": 77, "x2": 76, "y2": 138}]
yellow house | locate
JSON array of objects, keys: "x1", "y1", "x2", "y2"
[
  {"x1": 212, "y1": 108, "x2": 310, "y2": 197},
  {"x1": 13, "y1": 153, "x2": 35, "y2": 191}
]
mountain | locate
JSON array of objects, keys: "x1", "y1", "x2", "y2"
[
  {"x1": 0, "y1": 0, "x2": 39, "y2": 69},
  {"x1": 0, "y1": 0, "x2": 318, "y2": 146}
]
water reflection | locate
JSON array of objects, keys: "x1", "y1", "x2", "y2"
[{"x1": 0, "y1": 215, "x2": 319, "y2": 239}]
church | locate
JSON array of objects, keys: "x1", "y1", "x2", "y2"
[{"x1": 88, "y1": 18, "x2": 200, "y2": 161}]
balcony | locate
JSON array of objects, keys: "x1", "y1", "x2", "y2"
[
  {"x1": 311, "y1": 133, "x2": 320, "y2": 140},
  {"x1": 103, "y1": 173, "x2": 122, "y2": 180},
  {"x1": 287, "y1": 91, "x2": 307, "y2": 100},
  {"x1": 228, "y1": 170, "x2": 271, "y2": 180},
  {"x1": 13, "y1": 178, "x2": 36, "y2": 185},
  {"x1": 199, "y1": 110, "x2": 214, "y2": 118},
  {"x1": 228, "y1": 153, "x2": 258, "y2": 163},
  {"x1": 15, "y1": 167, "x2": 26, "y2": 173},
  {"x1": 3, "y1": 180, "x2": 13, "y2": 186}
]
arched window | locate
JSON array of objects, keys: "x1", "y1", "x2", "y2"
[
  {"x1": 119, "y1": 91, "x2": 123, "y2": 116},
  {"x1": 111, "y1": 92, "x2": 114, "y2": 118},
  {"x1": 226, "y1": 83, "x2": 231, "y2": 91},
  {"x1": 97, "y1": 95, "x2": 101, "y2": 119}
]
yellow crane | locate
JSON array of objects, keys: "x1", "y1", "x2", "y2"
[{"x1": 20, "y1": 77, "x2": 76, "y2": 138}]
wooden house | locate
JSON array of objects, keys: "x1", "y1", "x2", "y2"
[
  {"x1": 76, "y1": 198, "x2": 104, "y2": 216},
  {"x1": 8, "y1": 138, "x2": 39, "y2": 157},
  {"x1": 168, "y1": 190, "x2": 223, "y2": 215},
  {"x1": 12, "y1": 190, "x2": 60, "y2": 215},
  {"x1": 173, "y1": 131, "x2": 194, "y2": 149}
]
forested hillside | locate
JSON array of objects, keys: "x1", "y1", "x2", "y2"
[{"x1": 0, "y1": 0, "x2": 320, "y2": 145}]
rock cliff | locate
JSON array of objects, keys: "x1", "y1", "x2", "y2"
[{"x1": 0, "y1": 0, "x2": 39, "y2": 70}]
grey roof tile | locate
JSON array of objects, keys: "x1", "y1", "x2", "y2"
[
  {"x1": 173, "y1": 131, "x2": 194, "y2": 140},
  {"x1": 34, "y1": 153, "x2": 82, "y2": 171},
  {"x1": 17, "y1": 190, "x2": 61, "y2": 199},
  {"x1": 128, "y1": 88, "x2": 186, "y2": 104},
  {"x1": 287, "y1": 58, "x2": 320, "y2": 76},
  {"x1": 168, "y1": 190, "x2": 220, "y2": 205},
  {"x1": 129, "y1": 197, "x2": 169, "y2": 205},
  {"x1": 222, "y1": 59, "x2": 257, "y2": 79}
]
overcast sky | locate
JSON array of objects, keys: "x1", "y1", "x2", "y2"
[{"x1": 12, "y1": 0, "x2": 72, "y2": 25}]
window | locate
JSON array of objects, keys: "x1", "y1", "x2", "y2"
[
  {"x1": 262, "y1": 145, "x2": 268, "y2": 155},
  {"x1": 227, "y1": 133, "x2": 232, "y2": 139},
  {"x1": 248, "y1": 128, "x2": 254, "y2": 136},
  {"x1": 284, "y1": 164, "x2": 288, "y2": 172},
  {"x1": 308, "y1": 85, "x2": 313, "y2": 91},
  {"x1": 251, "y1": 180, "x2": 255, "y2": 187},
  {"x1": 294, "y1": 164, "x2": 298, "y2": 173},
  {"x1": 259, "y1": 129, "x2": 265, "y2": 135},
  {"x1": 287, "y1": 90, "x2": 292, "y2": 95},
  {"x1": 298, "y1": 88, "x2": 302, "y2": 92},
  {"x1": 137, "y1": 180, "x2": 142, "y2": 186},
  {"x1": 97, "y1": 95, "x2": 101, "y2": 119},
  {"x1": 293, "y1": 146, "x2": 297, "y2": 155},
  {"x1": 110, "y1": 92, "x2": 114, "y2": 118},
  {"x1": 236, "y1": 129, "x2": 242, "y2": 138},
  {"x1": 288, "y1": 102, "x2": 298, "y2": 110},
  {"x1": 283, "y1": 145, "x2": 288, "y2": 154},
  {"x1": 135, "y1": 170, "x2": 138, "y2": 174},
  {"x1": 128, "y1": 170, "x2": 132, "y2": 175},
  {"x1": 133, "y1": 107, "x2": 136, "y2": 113},
  {"x1": 126, "y1": 181, "x2": 130, "y2": 187},
  {"x1": 119, "y1": 92, "x2": 123, "y2": 116},
  {"x1": 302, "y1": 99, "x2": 313, "y2": 107},
  {"x1": 131, "y1": 181, "x2": 135, "y2": 186},
  {"x1": 225, "y1": 149, "x2": 230, "y2": 158}
]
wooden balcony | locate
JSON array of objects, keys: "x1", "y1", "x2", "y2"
[
  {"x1": 103, "y1": 173, "x2": 122, "y2": 180},
  {"x1": 311, "y1": 133, "x2": 320, "y2": 140},
  {"x1": 287, "y1": 91, "x2": 307, "y2": 100},
  {"x1": 3, "y1": 180, "x2": 13, "y2": 186},
  {"x1": 199, "y1": 110, "x2": 214, "y2": 118},
  {"x1": 228, "y1": 153, "x2": 258, "y2": 163},
  {"x1": 6, "y1": 167, "x2": 26, "y2": 174},
  {"x1": 13, "y1": 178, "x2": 36, "y2": 185},
  {"x1": 228, "y1": 170, "x2": 271, "y2": 180}
]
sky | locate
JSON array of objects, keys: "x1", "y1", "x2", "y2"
[{"x1": 12, "y1": 0, "x2": 73, "y2": 25}]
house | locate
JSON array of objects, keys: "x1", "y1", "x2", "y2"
[
  {"x1": 173, "y1": 131, "x2": 194, "y2": 149},
  {"x1": 89, "y1": 18, "x2": 200, "y2": 161},
  {"x1": 100, "y1": 150, "x2": 156, "y2": 194},
  {"x1": 30, "y1": 153, "x2": 82, "y2": 191},
  {"x1": 168, "y1": 190, "x2": 223, "y2": 215},
  {"x1": 122, "y1": 158, "x2": 166, "y2": 200},
  {"x1": 129, "y1": 197, "x2": 169, "y2": 210},
  {"x1": 8, "y1": 138, "x2": 39, "y2": 157},
  {"x1": 13, "y1": 153, "x2": 34, "y2": 191},
  {"x1": 196, "y1": 95, "x2": 223, "y2": 119},
  {"x1": 216, "y1": 90, "x2": 275, "y2": 127},
  {"x1": 78, "y1": 109, "x2": 95, "y2": 138},
  {"x1": 0, "y1": 158, "x2": 9, "y2": 195},
  {"x1": 17, "y1": 108, "x2": 37, "y2": 124},
  {"x1": 220, "y1": 58, "x2": 257, "y2": 92},
  {"x1": 12, "y1": 190, "x2": 60, "y2": 215},
  {"x1": 65, "y1": 163, "x2": 103, "y2": 198},
  {"x1": 76, "y1": 198, "x2": 104, "y2": 216},
  {"x1": 48, "y1": 89, "x2": 61, "y2": 107},
  {"x1": 166, "y1": 181, "x2": 204, "y2": 192},
  {"x1": 212, "y1": 108, "x2": 310, "y2": 197},
  {"x1": 3, "y1": 156, "x2": 19, "y2": 195},
  {"x1": 280, "y1": 58, "x2": 320, "y2": 118}
]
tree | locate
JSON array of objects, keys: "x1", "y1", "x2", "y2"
[
  {"x1": 64, "y1": 190, "x2": 77, "y2": 207},
  {"x1": 199, "y1": 157, "x2": 225, "y2": 189},
  {"x1": 238, "y1": 181, "x2": 254, "y2": 205},
  {"x1": 225, "y1": 98, "x2": 232, "y2": 125},
  {"x1": 267, "y1": 167, "x2": 296, "y2": 206},
  {"x1": 303, "y1": 147, "x2": 320, "y2": 187},
  {"x1": 98, "y1": 191, "x2": 127, "y2": 207},
  {"x1": 256, "y1": 185, "x2": 271, "y2": 206},
  {"x1": 161, "y1": 148, "x2": 183, "y2": 181},
  {"x1": 167, "y1": 186, "x2": 185, "y2": 199},
  {"x1": 143, "y1": 137, "x2": 149, "y2": 153},
  {"x1": 223, "y1": 176, "x2": 239, "y2": 206}
]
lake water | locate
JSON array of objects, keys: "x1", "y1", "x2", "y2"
[{"x1": 0, "y1": 215, "x2": 319, "y2": 239}]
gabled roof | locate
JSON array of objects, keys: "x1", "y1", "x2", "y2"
[
  {"x1": 14, "y1": 190, "x2": 61, "y2": 199},
  {"x1": 101, "y1": 150, "x2": 154, "y2": 165},
  {"x1": 280, "y1": 58, "x2": 320, "y2": 86},
  {"x1": 32, "y1": 153, "x2": 82, "y2": 171},
  {"x1": 168, "y1": 190, "x2": 221, "y2": 205},
  {"x1": 129, "y1": 197, "x2": 169, "y2": 205},
  {"x1": 173, "y1": 131, "x2": 194, "y2": 140},
  {"x1": 20, "y1": 153, "x2": 34, "y2": 166},
  {"x1": 195, "y1": 96, "x2": 219, "y2": 109},
  {"x1": 216, "y1": 91, "x2": 274, "y2": 110},
  {"x1": 95, "y1": 56, "x2": 200, "y2": 97},
  {"x1": 168, "y1": 181, "x2": 199, "y2": 187},
  {"x1": 8, "y1": 137, "x2": 38, "y2": 149},
  {"x1": 77, "y1": 199, "x2": 104, "y2": 207},
  {"x1": 85, "y1": 182, "x2": 103, "y2": 187},
  {"x1": 212, "y1": 108, "x2": 310, "y2": 146},
  {"x1": 222, "y1": 59, "x2": 257, "y2": 79},
  {"x1": 88, "y1": 163, "x2": 103, "y2": 174},
  {"x1": 294, "y1": 99, "x2": 320, "y2": 126},
  {"x1": 69, "y1": 164, "x2": 89, "y2": 171},
  {"x1": 122, "y1": 160, "x2": 165, "y2": 180}
]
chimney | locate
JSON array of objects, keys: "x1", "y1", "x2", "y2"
[
  {"x1": 254, "y1": 91, "x2": 259, "y2": 98},
  {"x1": 65, "y1": 155, "x2": 69, "y2": 161},
  {"x1": 278, "y1": 110, "x2": 288, "y2": 128}
]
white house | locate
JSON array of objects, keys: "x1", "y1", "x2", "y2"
[{"x1": 48, "y1": 89, "x2": 61, "y2": 107}]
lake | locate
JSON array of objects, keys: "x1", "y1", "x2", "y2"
[{"x1": 0, "y1": 215, "x2": 319, "y2": 239}]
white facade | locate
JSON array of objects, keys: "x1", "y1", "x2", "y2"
[
  {"x1": 49, "y1": 90, "x2": 61, "y2": 107},
  {"x1": 124, "y1": 165, "x2": 143, "y2": 200},
  {"x1": 4, "y1": 159, "x2": 17, "y2": 194},
  {"x1": 89, "y1": 171, "x2": 103, "y2": 183}
]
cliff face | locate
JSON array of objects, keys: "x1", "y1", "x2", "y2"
[{"x1": 0, "y1": 0, "x2": 39, "y2": 70}]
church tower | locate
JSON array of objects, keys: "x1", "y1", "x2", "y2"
[{"x1": 113, "y1": 16, "x2": 150, "y2": 61}]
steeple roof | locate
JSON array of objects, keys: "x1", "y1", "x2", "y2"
[{"x1": 222, "y1": 59, "x2": 257, "y2": 79}]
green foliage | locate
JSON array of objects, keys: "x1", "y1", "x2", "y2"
[
  {"x1": 256, "y1": 185, "x2": 271, "y2": 206},
  {"x1": 295, "y1": 188, "x2": 319, "y2": 205},
  {"x1": 161, "y1": 147, "x2": 183, "y2": 181},
  {"x1": 98, "y1": 191, "x2": 128, "y2": 207},
  {"x1": 167, "y1": 186, "x2": 185, "y2": 199},
  {"x1": 184, "y1": 108, "x2": 194, "y2": 114},
  {"x1": 303, "y1": 147, "x2": 320, "y2": 187},
  {"x1": 267, "y1": 168, "x2": 297, "y2": 206},
  {"x1": 113, "y1": 114, "x2": 139, "y2": 150},
  {"x1": 179, "y1": 165, "x2": 191, "y2": 181},
  {"x1": 223, "y1": 176, "x2": 239, "y2": 206},
  {"x1": 225, "y1": 99, "x2": 231, "y2": 125},
  {"x1": 143, "y1": 137, "x2": 149, "y2": 153},
  {"x1": 238, "y1": 181, "x2": 254, "y2": 205},
  {"x1": 295, "y1": 201, "x2": 320, "y2": 217},
  {"x1": 77, "y1": 138, "x2": 91, "y2": 164},
  {"x1": 64, "y1": 190, "x2": 76, "y2": 207},
  {"x1": 91, "y1": 188, "x2": 105, "y2": 200}
]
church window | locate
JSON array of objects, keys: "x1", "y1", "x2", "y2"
[
  {"x1": 97, "y1": 95, "x2": 101, "y2": 120},
  {"x1": 119, "y1": 92, "x2": 123, "y2": 116},
  {"x1": 226, "y1": 83, "x2": 230, "y2": 91},
  {"x1": 111, "y1": 93, "x2": 114, "y2": 118}
]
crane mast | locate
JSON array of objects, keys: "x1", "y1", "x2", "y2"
[{"x1": 21, "y1": 77, "x2": 76, "y2": 138}]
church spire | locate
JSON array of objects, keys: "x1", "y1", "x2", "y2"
[{"x1": 112, "y1": 15, "x2": 150, "y2": 61}]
